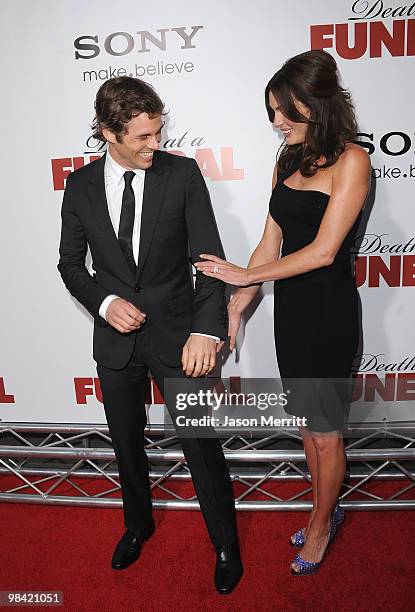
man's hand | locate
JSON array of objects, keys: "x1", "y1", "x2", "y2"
[
  {"x1": 106, "y1": 298, "x2": 146, "y2": 334},
  {"x1": 182, "y1": 335, "x2": 218, "y2": 377}
]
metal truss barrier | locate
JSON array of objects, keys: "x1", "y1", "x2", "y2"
[{"x1": 1, "y1": 421, "x2": 414, "y2": 511}]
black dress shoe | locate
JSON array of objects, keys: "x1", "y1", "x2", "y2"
[
  {"x1": 111, "y1": 521, "x2": 155, "y2": 570},
  {"x1": 214, "y1": 541, "x2": 243, "y2": 594}
]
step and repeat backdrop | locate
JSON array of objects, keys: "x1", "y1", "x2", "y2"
[{"x1": 1, "y1": 0, "x2": 414, "y2": 424}]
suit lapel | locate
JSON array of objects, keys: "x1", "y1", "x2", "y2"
[
  {"x1": 137, "y1": 152, "x2": 170, "y2": 279},
  {"x1": 87, "y1": 154, "x2": 135, "y2": 284}
]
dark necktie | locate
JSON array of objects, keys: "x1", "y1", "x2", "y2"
[{"x1": 118, "y1": 171, "x2": 137, "y2": 276}]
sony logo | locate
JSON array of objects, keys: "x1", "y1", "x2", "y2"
[{"x1": 74, "y1": 26, "x2": 203, "y2": 60}]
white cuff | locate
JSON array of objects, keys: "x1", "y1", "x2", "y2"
[
  {"x1": 99, "y1": 295, "x2": 119, "y2": 321},
  {"x1": 190, "y1": 332, "x2": 220, "y2": 343}
]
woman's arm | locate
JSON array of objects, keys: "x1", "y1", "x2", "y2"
[
  {"x1": 229, "y1": 212, "x2": 282, "y2": 311},
  {"x1": 229, "y1": 161, "x2": 281, "y2": 310},
  {"x1": 196, "y1": 146, "x2": 370, "y2": 286},
  {"x1": 227, "y1": 212, "x2": 282, "y2": 349},
  {"x1": 226, "y1": 164, "x2": 282, "y2": 349}
]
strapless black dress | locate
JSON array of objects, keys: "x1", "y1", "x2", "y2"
[{"x1": 269, "y1": 157, "x2": 361, "y2": 431}]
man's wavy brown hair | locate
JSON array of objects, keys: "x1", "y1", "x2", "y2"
[
  {"x1": 265, "y1": 50, "x2": 357, "y2": 176},
  {"x1": 92, "y1": 76, "x2": 165, "y2": 143}
]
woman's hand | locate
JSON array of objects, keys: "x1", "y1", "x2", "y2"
[{"x1": 194, "y1": 254, "x2": 250, "y2": 287}]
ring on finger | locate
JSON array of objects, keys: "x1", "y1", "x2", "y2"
[{"x1": 213, "y1": 265, "x2": 219, "y2": 273}]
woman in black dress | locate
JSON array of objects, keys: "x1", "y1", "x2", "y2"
[{"x1": 195, "y1": 50, "x2": 370, "y2": 575}]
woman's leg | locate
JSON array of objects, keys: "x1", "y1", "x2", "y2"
[
  {"x1": 291, "y1": 430, "x2": 345, "y2": 568},
  {"x1": 299, "y1": 426, "x2": 319, "y2": 535}
]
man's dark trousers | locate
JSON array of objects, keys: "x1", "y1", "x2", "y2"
[{"x1": 98, "y1": 325, "x2": 237, "y2": 546}]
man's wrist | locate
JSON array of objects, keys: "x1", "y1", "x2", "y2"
[
  {"x1": 99, "y1": 295, "x2": 119, "y2": 321},
  {"x1": 190, "y1": 332, "x2": 220, "y2": 343}
]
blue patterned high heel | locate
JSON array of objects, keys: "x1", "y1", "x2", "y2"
[
  {"x1": 290, "y1": 502, "x2": 344, "y2": 548},
  {"x1": 290, "y1": 506, "x2": 343, "y2": 576},
  {"x1": 332, "y1": 503, "x2": 345, "y2": 530},
  {"x1": 290, "y1": 528, "x2": 306, "y2": 548}
]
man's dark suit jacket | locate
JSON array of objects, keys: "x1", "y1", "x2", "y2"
[{"x1": 58, "y1": 151, "x2": 227, "y2": 370}]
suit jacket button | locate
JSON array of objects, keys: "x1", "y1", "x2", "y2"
[{"x1": 134, "y1": 286, "x2": 141, "y2": 293}]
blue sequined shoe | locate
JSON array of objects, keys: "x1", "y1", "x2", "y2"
[
  {"x1": 332, "y1": 503, "x2": 345, "y2": 530},
  {"x1": 291, "y1": 550, "x2": 324, "y2": 576},
  {"x1": 290, "y1": 503, "x2": 344, "y2": 548},
  {"x1": 290, "y1": 510, "x2": 342, "y2": 576},
  {"x1": 290, "y1": 528, "x2": 306, "y2": 548}
]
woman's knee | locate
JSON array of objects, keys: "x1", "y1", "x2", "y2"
[{"x1": 311, "y1": 431, "x2": 342, "y2": 454}]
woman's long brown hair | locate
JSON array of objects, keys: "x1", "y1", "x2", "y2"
[{"x1": 265, "y1": 50, "x2": 357, "y2": 176}]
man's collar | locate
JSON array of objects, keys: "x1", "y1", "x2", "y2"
[{"x1": 104, "y1": 149, "x2": 146, "y2": 185}]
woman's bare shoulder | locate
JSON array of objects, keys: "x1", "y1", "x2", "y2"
[
  {"x1": 340, "y1": 142, "x2": 370, "y2": 165},
  {"x1": 333, "y1": 143, "x2": 371, "y2": 181}
]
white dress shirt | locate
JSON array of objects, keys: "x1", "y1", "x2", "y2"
[{"x1": 98, "y1": 150, "x2": 219, "y2": 342}]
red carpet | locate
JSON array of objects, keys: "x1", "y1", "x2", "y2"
[{"x1": 1, "y1": 494, "x2": 414, "y2": 612}]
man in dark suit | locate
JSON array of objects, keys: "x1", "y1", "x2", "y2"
[{"x1": 58, "y1": 77, "x2": 242, "y2": 593}]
